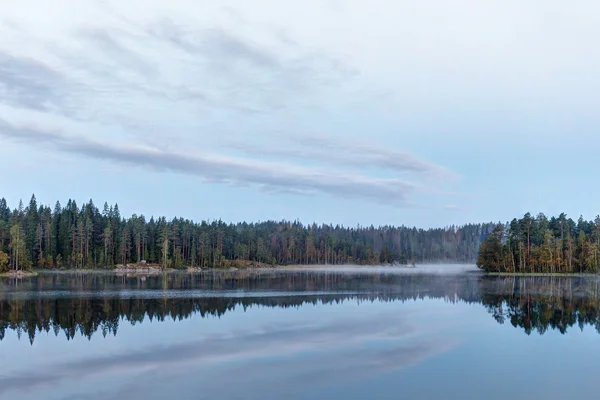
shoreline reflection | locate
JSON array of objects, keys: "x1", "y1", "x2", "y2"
[{"x1": 2, "y1": 272, "x2": 600, "y2": 342}]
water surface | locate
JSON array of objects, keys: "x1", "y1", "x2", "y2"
[{"x1": 1, "y1": 265, "x2": 599, "y2": 399}]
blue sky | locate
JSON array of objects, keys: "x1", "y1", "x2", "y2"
[{"x1": 1, "y1": 0, "x2": 599, "y2": 228}]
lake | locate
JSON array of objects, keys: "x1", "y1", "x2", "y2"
[{"x1": 1, "y1": 265, "x2": 600, "y2": 400}]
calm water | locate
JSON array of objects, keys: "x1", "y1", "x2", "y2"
[{"x1": 1, "y1": 265, "x2": 600, "y2": 400}]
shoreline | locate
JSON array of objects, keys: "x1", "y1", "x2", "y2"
[
  {"x1": 2, "y1": 263, "x2": 464, "y2": 277},
  {"x1": 0, "y1": 271, "x2": 38, "y2": 278},
  {"x1": 481, "y1": 272, "x2": 600, "y2": 277},
  {"x1": 3, "y1": 265, "x2": 600, "y2": 278}
]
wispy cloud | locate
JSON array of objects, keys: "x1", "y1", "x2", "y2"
[
  {"x1": 0, "y1": 52, "x2": 72, "y2": 111},
  {"x1": 0, "y1": 3, "x2": 458, "y2": 210},
  {"x1": 78, "y1": 28, "x2": 159, "y2": 79},
  {"x1": 154, "y1": 24, "x2": 279, "y2": 69},
  {"x1": 230, "y1": 133, "x2": 456, "y2": 179},
  {"x1": 142, "y1": 18, "x2": 359, "y2": 114},
  {"x1": 0, "y1": 119, "x2": 422, "y2": 206}
]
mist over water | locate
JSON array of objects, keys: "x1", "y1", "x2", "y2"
[{"x1": 1, "y1": 265, "x2": 600, "y2": 400}]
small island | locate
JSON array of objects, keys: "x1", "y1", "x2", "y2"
[{"x1": 477, "y1": 212, "x2": 600, "y2": 274}]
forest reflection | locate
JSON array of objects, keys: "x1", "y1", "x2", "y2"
[{"x1": 2, "y1": 271, "x2": 600, "y2": 343}]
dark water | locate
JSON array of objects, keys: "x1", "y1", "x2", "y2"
[{"x1": 1, "y1": 265, "x2": 600, "y2": 400}]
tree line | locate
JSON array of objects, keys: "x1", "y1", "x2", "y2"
[
  {"x1": 0, "y1": 195, "x2": 495, "y2": 271},
  {"x1": 477, "y1": 212, "x2": 600, "y2": 273}
]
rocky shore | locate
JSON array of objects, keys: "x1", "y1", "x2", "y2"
[{"x1": 0, "y1": 270, "x2": 38, "y2": 278}]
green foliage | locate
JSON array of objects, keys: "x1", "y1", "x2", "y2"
[
  {"x1": 0, "y1": 251, "x2": 8, "y2": 272},
  {"x1": 0, "y1": 194, "x2": 495, "y2": 269},
  {"x1": 478, "y1": 212, "x2": 600, "y2": 273},
  {"x1": 477, "y1": 224, "x2": 505, "y2": 272}
]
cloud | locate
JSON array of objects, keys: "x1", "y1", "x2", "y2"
[
  {"x1": 0, "y1": 119, "x2": 422, "y2": 206},
  {"x1": 0, "y1": 2, "x2": 459, "y2": 211},
  {"x1": 142, "y1": 18, "x2": 358, "y2": 112},
  {"x1": 9, "y1": 11, "x2": 360, "y2": 124},
  {"x1": 230, "y1": 133, "x2": 456, "y2": 179},
  {"x1": 159, "y1": 24, "x2": 279, "y2": 69},
  {"x1": 0, "y1": 51, "x2": 71, "y2": 111},
  {"x1": 77, "y1": 28, "x2": 159, "y2": 79}
]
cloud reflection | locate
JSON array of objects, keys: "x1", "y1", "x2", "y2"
[{"x1": 0, "y1": 307, "x2": 455, "y2": 399}]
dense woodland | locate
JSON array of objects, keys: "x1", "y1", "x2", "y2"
[
  {"x1": 477, "y1": 213, "x2": 600, "y2": 273},
  {"x1": 0, "y1": 195, "x2": 494, "y2": 271}
]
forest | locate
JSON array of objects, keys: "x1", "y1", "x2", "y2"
[
  {"x1": 0, "y1": 195, "x2": 494, "y2": 271},
  {"x1": 477, "y1": 212, "x2": 600, "y2": 273}
]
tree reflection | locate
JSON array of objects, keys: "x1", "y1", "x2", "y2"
[
  {"x1": 479, "y1": 276, "x2": 600, "y2": 335},
  {"x1": 2, "y1": 272, "x2": 600, "y2": 343}
]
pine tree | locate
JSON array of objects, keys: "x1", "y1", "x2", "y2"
[
  {"x1": 10, "y1": 224, "x2": 28, "y2": 271},
  {"x1": 477, "y1": 224, "x2": 504, "y2": 272}
]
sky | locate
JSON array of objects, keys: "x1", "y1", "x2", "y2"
[{"x1": 1, "y1": 0, "x2": 600, "y2": 228}]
